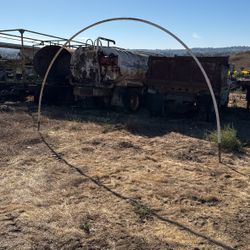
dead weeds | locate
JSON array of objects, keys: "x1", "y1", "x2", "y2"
[{"x1": 0, "y1": 103, "x2": 250, "y2": 249}]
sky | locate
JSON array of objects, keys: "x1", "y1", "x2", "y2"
[{"x1": 0, "y1": 0, "x2": 249, "y2": 49}]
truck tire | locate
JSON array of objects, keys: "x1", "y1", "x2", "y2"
[{"x1": 123, "y1": 89, "x2": 141, "y2": 112}]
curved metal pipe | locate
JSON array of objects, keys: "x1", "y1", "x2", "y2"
[
  {"x1": 37, "y1": 17, "x2": 222, "y2": 162},
  {"x1": 85, "y1": 38, "x2": 94, "y2": 46}
]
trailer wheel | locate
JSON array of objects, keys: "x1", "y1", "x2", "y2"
[
  {"x1": 123, "y1": 90, "x2": 141, "y2": 112},
  {"x1": 129, "y1": 92, "x2": 140, "y2": 112}
]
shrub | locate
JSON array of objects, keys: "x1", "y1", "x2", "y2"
[
  {"x1": 133, "y1": 203, "x2": 153, "y2": 221},
  {"x1": 80, "y1": 222, "x2": 91, "y2": 234},
  {"x1": 207, "y1": 125, "x2": 242, "y2": 152}
]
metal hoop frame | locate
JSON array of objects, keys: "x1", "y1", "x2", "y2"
[{"x1": 37, "y1": 17, "x2": 222, "y2": 162}]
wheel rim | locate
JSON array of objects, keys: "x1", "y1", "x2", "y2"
[{"x1": 130, "y1": 94, "x2": 140, "y2": 111}]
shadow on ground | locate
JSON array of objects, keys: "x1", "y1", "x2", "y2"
[
  {"x1": 38, "y1": 131, "x2": 235, "y2": 250},
  {"x1": 29, "y1": 103, "x2": 250, "y2": 145}
]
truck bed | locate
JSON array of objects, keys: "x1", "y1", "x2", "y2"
[{"x1": 145, "y1": 56, "x2": 229, "y2": 96}]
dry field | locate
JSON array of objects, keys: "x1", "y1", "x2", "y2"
[
  {"x1": 0, "y1": 100, "x2": 250, "y2": 250},
  {"x1": 229, "y1": 51, "x2": 250, "y2": 71}
]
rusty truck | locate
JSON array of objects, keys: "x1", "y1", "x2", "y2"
[
  {"x1": 32, "y1": 37, "x2": 231, "y2": 119},
  {"x1": 1, "y1": 37, "x2": 231, "y2": 119}
]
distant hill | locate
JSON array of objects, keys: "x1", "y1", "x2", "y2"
[
  {"x1": 0, "y1": 48, "x2": 19, "y2": 59},
  {"x1": 134, "y1": 46, "x2": 250, "y2": 57},
  {"x1": 1, "y1": 46, "x2": 250, "y2": 70},
  {"x1": 134, "y1": 46, "x2": 250, "y2": 70}
]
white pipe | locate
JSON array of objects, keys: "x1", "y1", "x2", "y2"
[{"x1": 37, "y1": 17, "x2": 222, "y2": 162}]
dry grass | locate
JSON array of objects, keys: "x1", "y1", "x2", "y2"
[
  {"x1": 0, "y1": 102, "x2": 250, "y2": 249},
  {"x1": 229, "y1": 51, "x2": 250, "y2": 71}
]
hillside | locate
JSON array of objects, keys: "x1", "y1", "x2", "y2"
[
  {"x1": 0, "y1": 48, "x2": 19, "y2": 59},
  {"x1": 1, "y1": 46, "x2": 250, "y2": 59},
  {"x1": 229, "y1": 51, "x2": 250, "y2": 71},
  {"x1": 135, "y1": 46, "x2": 250, "y2": 57}
]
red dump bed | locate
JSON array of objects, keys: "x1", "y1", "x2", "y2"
[{"x1": 146, "y1": 56, "x2": 229, "y2": 96}]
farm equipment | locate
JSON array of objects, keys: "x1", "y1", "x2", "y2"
[
  {"x1": 65, "y1": 38, "x2": 230, "y2": 117},
  {"x1": 0, "y1": 31, "x2": 233, "y2": 117},
  {"x1": 241, "y1": 69, "x2": 250, "y2": 76}
]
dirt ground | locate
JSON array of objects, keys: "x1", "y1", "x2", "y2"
[{"x1": 0, "y1": 98, "x2": 250, "y2": 250}]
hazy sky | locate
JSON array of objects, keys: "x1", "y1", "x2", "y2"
[{"x1": 0, "y1": 0, "x2": 249, "y2": 49}]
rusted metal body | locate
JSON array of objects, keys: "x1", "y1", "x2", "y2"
[
  {"x1": 70, "y1": 46, "x2": 148, "y2": 87},
  {"x1": 146, "y1": 56, "x2": 229, "y2": 105},
  {"x1": 30, "y1": 39, "x2": 231, "y2": 113},
  {"x1": 33, "y1": 45, "x2": 73, "y2": 83},
  {"x1": 68, "y1": 45, "x2": 231, "y2": 113},
  {"x1": 70, "y1": 48, "x2": 229, "y2": 100}
]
